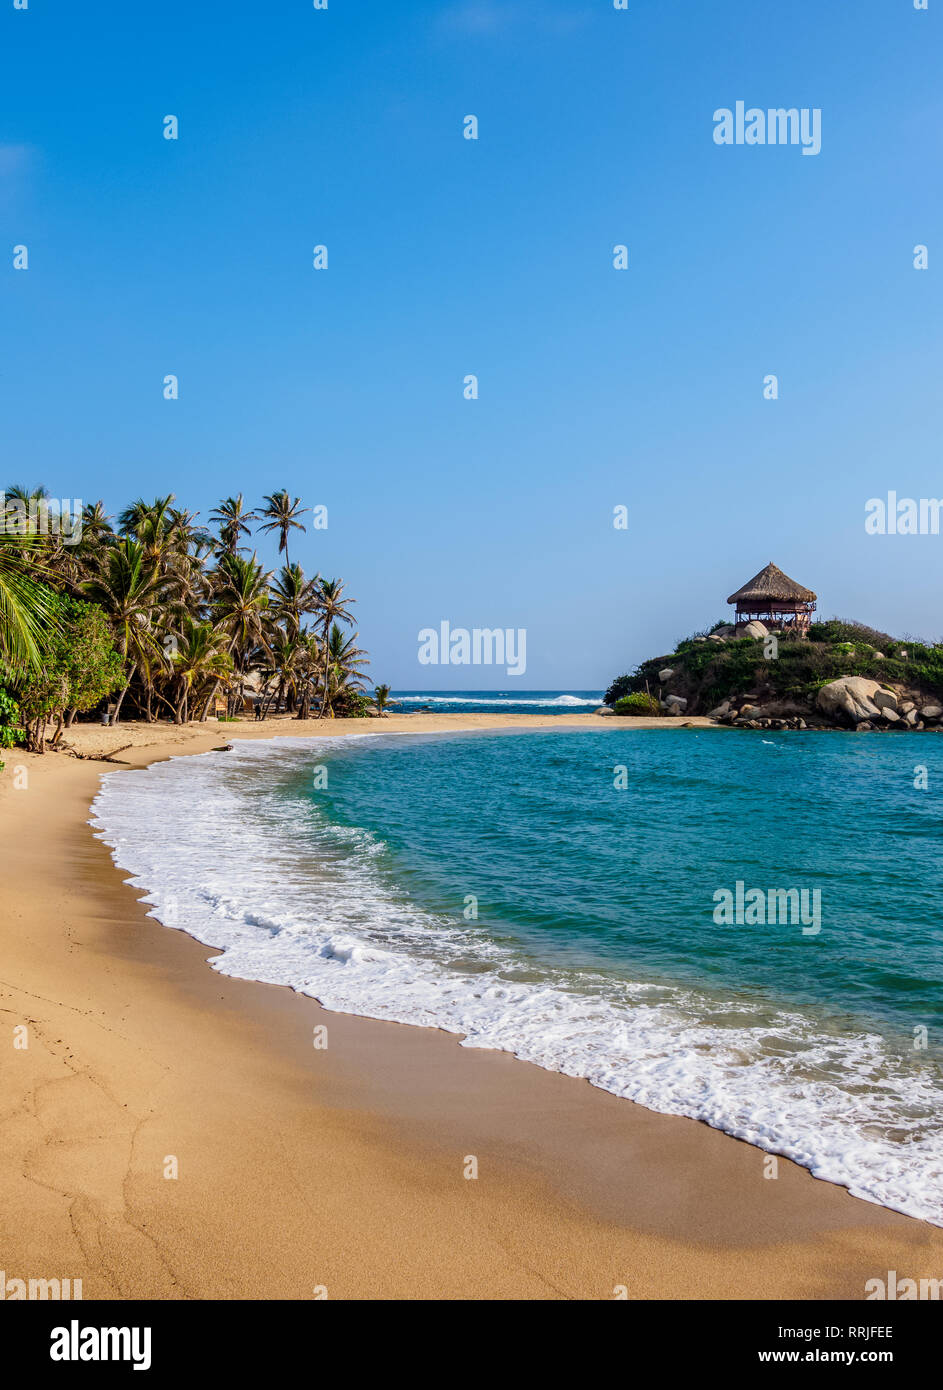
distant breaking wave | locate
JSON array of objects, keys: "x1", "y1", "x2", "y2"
[{"x1": 394, "y1": 693, "x2": 601, "y2": 708}]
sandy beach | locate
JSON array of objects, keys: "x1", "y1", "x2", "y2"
[{"x1": 3, "y1": 711, "x2": 943, "y2": 1301}]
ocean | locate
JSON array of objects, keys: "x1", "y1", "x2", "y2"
[
  {"x1": 92, "y1": 726, "x2": 943, "y2": 1225},
  {"x1": 389, "y1": 690, "x2": 603, "y2": 714}
]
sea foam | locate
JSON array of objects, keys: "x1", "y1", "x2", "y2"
[{"x1": 91, "y1": 736, "x2": 943, "y2": 1227}]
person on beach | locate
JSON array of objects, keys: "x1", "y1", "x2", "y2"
[{"x1": 254, "y1": 697, "x2": 263, "y2": 721}]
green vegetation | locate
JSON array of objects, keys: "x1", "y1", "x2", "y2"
[
  {"x1": 0, "y1": 687, "x2": 22, "y2": 770},
  {"x1": 0, "y1": 488, "x2": 371, "y2": 753},
  {"x1": 0, "y1": 533, "x2": 61, "y2": 672},
  {"x1": 606, "y1": 617, "x2": 943, "y2": 717},
  {"x1": 16, "y1": 599, "x2": 125, "y2": 752},
  {"x1": 613, "y1": 692, "x2": 663, "y2": 717}
]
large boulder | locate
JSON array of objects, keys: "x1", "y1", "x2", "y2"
[
  {"x1": 658, "y1": 668, "x2": 674, "y2": 682},
  {"x1": 708, "y1": 700, "x2": 731, "y2": 718},
  {"x1": 921, "y1": 704, "x2": 943, "y2": 720},
  {"x1": 816, "y1": 677, "x2": 889, "y2": 723},
  {"x1": 664, "y1": 695, "x2": 687, "y2": 711},
  {"x1": 594, "y1": 706, "x2": 614, "y2": 716},
  {"x1": 872, "y1": 689, "x2": 898, "y2": 714},
  {"x1": 742, "y1": 620, "x2": 769, "y2": 639}
]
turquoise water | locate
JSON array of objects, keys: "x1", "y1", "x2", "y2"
[
  {"x1": 94, "y1": 728, "x2": 943, "y2": 1224},
  {"x1": 304, "y1": 730, "x2": 943, "y2": 1035}
]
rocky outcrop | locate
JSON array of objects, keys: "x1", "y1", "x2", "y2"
[
  {"x1": 741, "y1": 620, "x2": 769, "y2": 639},
  {"x1": 816, "y1": 677, "x2": 886, "y2": 723}
]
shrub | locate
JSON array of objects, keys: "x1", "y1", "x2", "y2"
[
  {"x1": 604, "y1": 673, "x2": 635, "y2": 706},
  {"x1": 613, "y1": 692, "x2": 662, "y2": 717},
  {"x1": 0, "y1": 686, "x2": 22, "y2": 772},
  {"x1": 809, "y1": 617, "x2": 896, "y2": 647},
  {"x1": 15, "y1": 599, "x2": 124, "y2": 751}
]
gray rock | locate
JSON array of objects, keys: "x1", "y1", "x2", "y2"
[
  {"x1": 664, "y1": 695, "x2": 688, "y2": 711},
  {"x1": 921, "y1": 704, "x2": 943, "y2": 720},
  {"x1": 707, "y1": 701, "x2": 731, "y2": 718},
  {"x1": 594, "y1": 706, "x2": 613, "y2": 716},
  {"x1": 692, "y1": 636, "x2": 707, "y2": 643},
  {"x1": 742, "y1": 620, "x2": 769, "y2": 639},
  {"x1": 882, "y1": 707, "x2": 901, "y2": 723},
  {"x1": 707, "y1": 633, "x2": 726, "y2": 643},
  {"x1": 856, "y1": 721, "x2": 873, "y2": 731},
  {"x1": 872, "y1": 689, "x2": 899, "y2": 714},
  {"x1": 817, "y1": 677, "x2": 885, "y2": 723},
  {"x1": 658, "y1": 668, "x2": 674, "y2": 682}
]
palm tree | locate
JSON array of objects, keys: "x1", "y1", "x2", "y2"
[
  {"x1": 170, "y1": 619, "x2": 232, "y2": 723},
  {"x1": 322, "y1": 625, "x2": 369, "y2": 717},
  {"x1": 0, "y1": 534, "x2": 60, "y2": 673},
  {"x1": 5, "y1": 482, "x2": 370, "y2": 735},
  {"x1": 373, "y1": 683, "x2": 392, "y2": 717},
  {"x1": 210, "y1": 495, "x2": 256, "y2": 556},
  {"x1": 79, "y1": 501, "x2": 113, "y2": 545},
  {"x1": 270, "y1": 563, "x2": 320, "y2": 639},
  {"x1": 315, "y1": 578, "x2": 355, "y2": 717},
  {"x1": 212, "y1": 552, "x2": 271, "y2": 713},
  {"x1": 259, "y1": 491, "x2": 306, "y2": 569},
  {"x1": 118, "y1": 494, "x2": 175, "y2": 540},
  {"x1": 81, "y1": 538, "x2": 163, "y2": 722},
  {"x1": 293, "y1": 630, "x2": 323, "y2": 720}
]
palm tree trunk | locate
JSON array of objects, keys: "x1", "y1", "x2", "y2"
[
  {"x1": 112, "y1": 662, "x2": 138, "y2": 724},
  {"x1": 319, "y1": 622, "x2": 331, "y2": 718},
  {"x1": 201, "y1": 681, "x2": 219, "y2": 722}
]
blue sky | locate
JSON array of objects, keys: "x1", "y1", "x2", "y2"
[{"x1": 2, "y1": 0, "x2": 941, "y2": 688}]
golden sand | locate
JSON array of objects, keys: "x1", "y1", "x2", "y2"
[{"x1": 2, "y1": 713, "x2": 942, "y2": 1299}]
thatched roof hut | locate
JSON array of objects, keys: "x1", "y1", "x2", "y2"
[{"x1": 727, "y1": 562, "x2": 817, "y2": 635}]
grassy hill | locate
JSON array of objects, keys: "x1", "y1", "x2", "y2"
[{"x1": 604, "y1": 619, "x2": 943, "y2": 724}]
